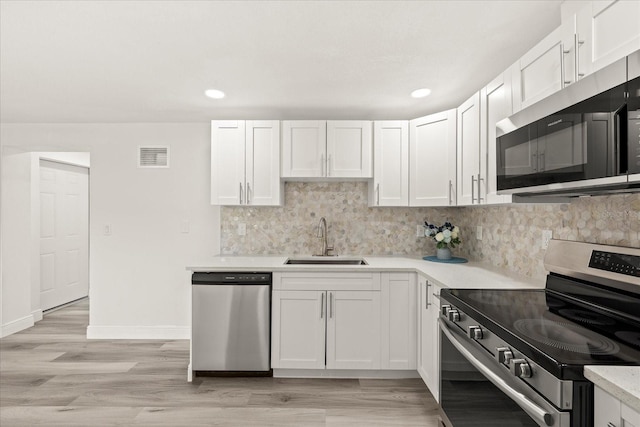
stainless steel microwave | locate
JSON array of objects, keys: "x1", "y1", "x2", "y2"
[{"x1": 496, "y1": 50, "x2": 640, "y2": 197}]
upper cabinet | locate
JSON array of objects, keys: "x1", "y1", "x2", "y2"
[
  {"x1": 211, "y1": 120, "x2": 282, "y2": 206},
  {"x1": 369, "y1": 121, "x2": 409, "y2": 207},
  {"x1": 512, "y1": 18, "x2": 576, "y2": 113},
  {"x1": 480, "y1": 70, "x2": 514, "y2": 204},
  {"x1": 456, "y1": 92, "x2": 481, "y2": 206},
  {"x1": 576, "y1": 0, "x2": 640, "y2": 78},
  {"x1": 281, "y1": 120, "x2": 372, "y2": 179},
  {"x1": 409, "y1": 110, "x2": 457, "y2": 207}
]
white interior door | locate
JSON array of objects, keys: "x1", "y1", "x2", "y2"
[{"x1": 39, "y1": 160, "x2": 89, "y2": 310}]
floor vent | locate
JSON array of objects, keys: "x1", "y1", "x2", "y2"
[{"x1": 138, "y1": 146, "x2": 169, "y2": 168}]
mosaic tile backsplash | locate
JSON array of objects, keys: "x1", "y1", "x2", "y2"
[{"x1": 221, "y1": 182, "x2": 639, "y2": 281}]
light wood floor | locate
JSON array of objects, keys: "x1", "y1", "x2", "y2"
[{"x1": 0, "y1": 299, "x2": 441, "y2": 426}]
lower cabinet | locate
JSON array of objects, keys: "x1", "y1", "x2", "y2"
[
  {"x1": 271, "y1": 271, "x2": 417, "y2": 372},
  {"x1": 595, "y1": 385, "x2": 640, "y2": 427},
  {"x1": 417, "y1": 274, "x2": 442, "y2": 402},
  {"x1": 271, "y1": 275, "x2": 382, "y2": 370}
]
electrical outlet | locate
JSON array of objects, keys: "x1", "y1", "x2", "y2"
[
  {"x1": 542, "y1": 230, "x2": 553, "y2": 249},
  {"x1": 238, "y1": 223, "x2": 246, "y2": 236},
  {"x1": 417, "y1": 224, "x2": 424, "y2": 237},
  {"x1": 476, "y1": 226, "x2": 483, "y2": 240}
]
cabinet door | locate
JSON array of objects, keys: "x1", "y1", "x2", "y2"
[
  {"x1": 409, "y1": 110, "x2": 457, "y2": 206},
  {"x1": 481, "y1": 71, "x2": 513, "y2": 205},
  {"x1": 245, "y1": 120, "x2": 282, "y2": 206},
  {"x1": 594, "y1": 386, "x2": 622, "y2": 427},
  {"x1": 512, "y1": 20, "x2": 575, "y2": 112},
  {"x1": 271, "y1": 290, "x2": 326, "y2": 369},
  {"x1": 457, "y1": 92, "x2": 481, "y2": 205},
  {"x1": 622, "y1": 402, "x2": 640, "y2": 427},
  {"x1": 577, "y1": 0, "x2": 640, "y2": 78},
  {"x1": 418, "y1": 275, "x2": 440, "y2": 402},
  {"x1": 211, "y1": 120, "x2": 246, "y2": 205},
  {"x1": 326, "y1": 121, "x2": 373, "y2": 178},
  {"x1": 417, "y1": 275, "x2": 430, "y2": 382},
  {"x1": 281, "y1": 120, "x2": 326, "y2": 177},
  {"x1": 326, "y1": 290, "x2": 381, "y2": 370},
  {"x1": 371, "y1": 121, "x2": 409, "y2": 206},
  {"x1": 380, "y1": 273, "x2": 416, "y2": 369}
]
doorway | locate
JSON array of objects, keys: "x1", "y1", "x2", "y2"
[{"x1": 38, "y1": 157, "x2": 89, "y2": 311}]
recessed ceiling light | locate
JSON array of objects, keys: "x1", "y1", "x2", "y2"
[
  {"x1": 205, "y1": 89, "x2": 225, "y2": 99},
  {"x1": 411, "y1": 88, "x2": 432, "y2": 98}
]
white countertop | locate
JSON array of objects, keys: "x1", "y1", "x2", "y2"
[
  {"x1": 187, "y1": 255, "x2": 544, "y2": 290},
  {"x1": 585, "y1": 366, "x2": 640, "y2": 411}
]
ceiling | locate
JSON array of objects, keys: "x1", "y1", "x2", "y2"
[{"x1": 0, "y1": 0, "x2": 562, "y2": 123}]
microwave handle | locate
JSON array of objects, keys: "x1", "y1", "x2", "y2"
[
  {"x1": 439, "y1": 318, "x2": 554, "y2": 427},
  {"x1": 613, "y1": 106, "x2": 625, "y2": 175}
]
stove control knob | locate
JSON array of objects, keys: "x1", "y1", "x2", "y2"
[
  {"x1": 510, "y1": 359, "x2": 532, "y2": 378},
  {"x1": 496, "y1": 347, "x2": 514, "y2": 365},
  {"x1": 447, "y1": 309, "x2": 460, "y2": 322},
  {"x1": 468, "y1": 326, "x2": 483, "y2": 340},
  {"x1": 441, "y1": 305, "x2": 452, "y2": 316}
]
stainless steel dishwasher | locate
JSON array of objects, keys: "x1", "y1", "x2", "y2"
[{"x1": 191, "y1": 272, "x2": 271, "y2": 375}]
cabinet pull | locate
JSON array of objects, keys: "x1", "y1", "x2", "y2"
[
  {"x1": 239, "y1": 182, "x2": 244, "y2": 204},
  {"x1": 576, "y1": 34, "x2": 585, "y2": 79},
  {"x1": 330, "y1": 292, "x2": 334, "y2": 318},
  {"x1": 607, "y1": 423, "x2": 617, "y2": 427},
  {"x1": 320, "y1": 153, "x2": 325, "y2": 176},
  {"x1": 561, "y1": 43, "x2": 572, "y2": 87},
  {"x1": 328, "y1": 154, "x2": 332, "y2": 176},
  {"x1": 376, "y1": 183, "x2": 380, "y2": 206},
  {"x1": 532, "y1": 153, "x2": 538, "y2": 172},
  {"x1": 539, "y1": 152, "x2": 545, "y2": 172},
  {"x1": 471, "y1": 175, "x2": 476, "y2": 204},
  {"x1": 246, "y1": 183, "x2": 251, "y2": 204},
  {"x1": 426, "y1": 281, "x2": 432, "y2": 308},
  {"x1": 477, "y1": 173, "x2": 484, "y2": 203},
  {"x1": 448, "y1": 180, "x2": 453, "y2": 205},
  {"x1": 321, "y1": 293, "x2": 325, "y2": 319}
]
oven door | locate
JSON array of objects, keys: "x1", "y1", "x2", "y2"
[{"x1": 439, "y1": 318, "x2": 570, "y2": 427}]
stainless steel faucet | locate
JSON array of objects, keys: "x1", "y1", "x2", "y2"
[{"x1": 316, "y1": 217, "x2": 334, "y2": 256}]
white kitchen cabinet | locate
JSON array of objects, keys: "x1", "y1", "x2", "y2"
[
  {"x1": 369, "y1": 121, "x2": 409, "y2": 207},
  {"x1": 594, "y1": 385, "x2": 640, "y2": 427},
  {"x1": 409, "y1": 110, "x2": 457, "y2": 206},
  {"x1": 417, "y1": 274, "x2": 442, "y2": 402},
  {"x1": 281, "y1": 120, "x2": 372, "y2": 179},
  {"x1": 576, "y1": 0, "x2": 640, "y2": 79},
  {"x1": 271, "y1": 290, "x2": 326, "y2": 369},
  {"x1": 380, "y1": 272, "x2": 416, "y2": 370},
  {"x1": 271, "y1": 272, "x2": 381, "y2": 371},
  {"x1": 457, "y1": 92, "x2": 482, "y2": 206},
  {"x1": 211, "y1": 120, "x2": 282, "y2": 206},
  {"x1": 480, "y1": 70, "x2": 514, "y2": 204},
  {"x1": 512, "y1": 19, "x2": 576, "y2": 112}
]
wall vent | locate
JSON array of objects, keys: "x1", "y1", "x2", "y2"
[{"x1": 138, "y1": 146, "x2": 169, "y2": 168}]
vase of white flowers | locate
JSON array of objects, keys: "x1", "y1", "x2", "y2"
[{"x1": 424, "y1": 221, "x2": 461, "y2": 260}]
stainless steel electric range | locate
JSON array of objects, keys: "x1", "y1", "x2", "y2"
[{"x1": 439, "y1": 239, "x2": 640, "y2": 427}]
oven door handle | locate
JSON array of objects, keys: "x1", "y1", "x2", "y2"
[{"x1": 439, "y1": 318, "x2": 554, "y2": 427}]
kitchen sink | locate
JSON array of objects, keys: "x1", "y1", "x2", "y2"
[{"x1": 284, "y1": 258, "x2": 368, "y2": 265}]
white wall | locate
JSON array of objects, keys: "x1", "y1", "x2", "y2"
[{"x1": 0, "y1": 123, "x2": 221, "y2": 338}]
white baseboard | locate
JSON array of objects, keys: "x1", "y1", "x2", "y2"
[
  {"x1": 1, "y1": 315, "x2": 35, "y2": 338},
  {"x1": 273, "y1": 369, "x2": 420, "y2": 379},
  {"x1": 86, "y1": 325, "x2": 189, "y2": 340},
  {"x1": 32, "y1": 309, "x2": 43, "y2": 323}
]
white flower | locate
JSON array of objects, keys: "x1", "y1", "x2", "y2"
[
  {"x1": 444, "y1": 236, "x2": 451, "y2": 243},
  {"x1": 435, "y1": 232, "x2": 444, "y2": 242},
  {"x1": 424, "y1": 229, "x2": 431, "y2": 237},
  {"x1": 453, "y1": 226, "x2": 460, "y2": 233},
  {"x1": 451, "y1": 231, "x2": 458, "y2": 239},
  {"x1": 443, "y1": 229, "x2": 452, "y2": 238}
]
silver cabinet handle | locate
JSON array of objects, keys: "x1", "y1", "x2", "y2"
[
  {"x1": 426, "y1": 281, "x2": 432, "y2": 308},
  {"x1": 576, "y1": 34, "x2": 585, "y2": 79},
  {"x1": 477, "y1": 173, "x2": 484, "y2": 203},
  {"x1": 439, "y1": 318, "x2": 554, "y2": 427},
  {"x1": 321, "y1": 293, "x2": 325, "y2": 319},
  {"x1": 246, "y1": 182, "x2": 251, "y2": 204},
  {"x1": 239, "y1": 182, "x2": 243, "y2": 204},
  {"x1": 448, "y1": 180, "x2": 453, "y2": 205},
  {"x1": 539, "y1": 152, "x2": 545, "y2": 172},
  {"x1": 328, "y1": 154, "x2": 332, "y2": 176},
  {"x1": 607, "y1": 423, "x2": 616, "y2": 427},
  {"x1": 561, "y1": 43, "x2": 572, "y2": 87},
  {"x1": 376, "y1": 183, "x2": 380, "y2": 206},
  {"x1": 532, "y1": 153, "x2": 538, "y2": 172},
  {"x1": 471, "y1": 175, "x2": 477, "y2": 204},
  {"x1": 330, "y1": 292, "x2": 334, "y2": 318},
  {"x1": 320, "y1": 153, "x2": 325, "y2": 176}
]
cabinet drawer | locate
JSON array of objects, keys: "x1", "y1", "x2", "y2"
[{"x1": 274, "y1": 272, "x2": 381, "y2": 291}]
